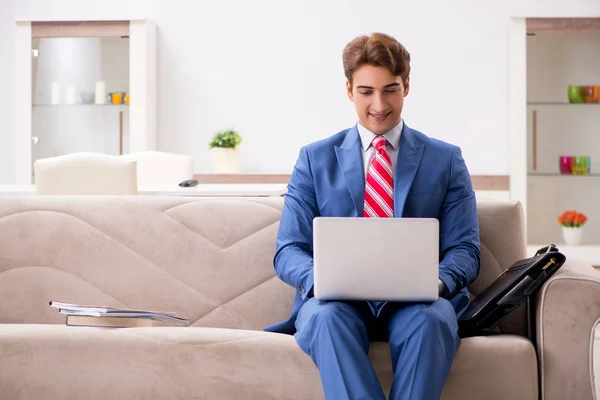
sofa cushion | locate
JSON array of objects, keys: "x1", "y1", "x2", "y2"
[
  {"x1": 0, "y1": 197, "x2": 529, "y2": 338},
  {"x1": 0, "y1": 324, "x2": 537, "y2": 400},
  {"x1": 472, "y1": 201, "x2": 528, "y2": 336},
  {"x1": 0, "y1": 197, "x2": 294, "y2": 330}
]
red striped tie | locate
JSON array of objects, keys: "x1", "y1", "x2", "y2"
[{"x1": 364, "y1": 136, "x2": 394, "y2": 218}]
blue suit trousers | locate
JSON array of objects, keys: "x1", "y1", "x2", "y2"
[{"x1": 294, "y1": 298, "x2": 460, "y2": 400}]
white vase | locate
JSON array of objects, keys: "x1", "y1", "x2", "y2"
[
  {"x1": 562, "y1": 226, "x2": 583, "y2": 246},
  {"x1": 212, "y1": 148, "x2": 240, "y2": 173}
]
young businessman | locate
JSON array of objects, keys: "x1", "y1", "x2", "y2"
[{"x1": 265, "y1": 32, "x2": 481, "y2": 400}]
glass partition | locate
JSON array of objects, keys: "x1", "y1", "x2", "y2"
[{"x1": 31, "y1": 36, "x2": 130, "y2": 175}]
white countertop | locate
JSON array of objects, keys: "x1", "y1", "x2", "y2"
[
  {"x1": 0, "y1": 185, "x2": 35, "y2": 195},
  {"x1": 527, "y1": 244, "x2": 600, "y2": 266},
  {"x1": 140, "y1": 183, "x2": 287, "y2": 197},
  {"x1": 0, "y1": 184, "x2": 287, "y2": 197}
]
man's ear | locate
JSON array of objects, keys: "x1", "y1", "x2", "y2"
[
  {"x1": 346, "y1": 80, "x2": 354, "y2": 101},
  {"x1": 403, "y1": 76, "x2": 410, "y2": 97}
]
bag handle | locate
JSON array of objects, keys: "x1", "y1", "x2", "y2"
[{"x1": 535, "y1": 244, "x2": 559, "y2": 256}]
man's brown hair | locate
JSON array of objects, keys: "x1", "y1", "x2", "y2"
[{"x1": 343, "y1": 33, "x2": 411, "y2": 87}]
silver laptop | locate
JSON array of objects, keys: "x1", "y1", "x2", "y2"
[{"x1": 313, "y1": 217, "x2": 439, "y2": 302}]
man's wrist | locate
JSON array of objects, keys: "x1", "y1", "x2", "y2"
[{"x1": 438, "y1": 279, "x2": 447, "y2": 297}]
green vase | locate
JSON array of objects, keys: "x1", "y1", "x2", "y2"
[{"x1": 568, "y1": 85, "x2": 584, "y2": 103}]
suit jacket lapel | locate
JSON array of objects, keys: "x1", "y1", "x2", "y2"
[
  {"x1": 394, "y1": 125, "x2": 425, "y2": 217},
  {"x1": 334, "y1": 126, "x2": 364, "y2": 217}
]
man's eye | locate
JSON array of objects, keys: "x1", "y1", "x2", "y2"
[
  {"x1": 359, "y1": 91, "x2": 372, "y2": 95},
  {"x1": 386, "y1": 89, "x2": 398, "y2": 94}
]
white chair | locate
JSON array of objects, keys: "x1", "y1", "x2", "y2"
[
  {"x1": 34, "y1": 152, "x2": 138, "y2": 195},
  {"x1": 121, "y1": 151, "x2": 194, "y2": 185}
]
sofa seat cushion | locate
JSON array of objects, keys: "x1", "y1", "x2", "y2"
[
  {"x1": 0, "y1": 325, "x2": 537, "y2": 400},
  {"x1": 440, "y1": 335, "x2": 538, "y2": 399}
]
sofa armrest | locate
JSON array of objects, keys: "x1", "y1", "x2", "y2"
[{"x1": 535, "y1": 257, "x2": 600, "y2": 400}]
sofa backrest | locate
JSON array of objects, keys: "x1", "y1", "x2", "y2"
[
  {"x1": 470, "y1": 200, "x2": 528, "y2": 336},
  {"x1": 0, "y1": 196, "x2": 527, "y2": 336}
]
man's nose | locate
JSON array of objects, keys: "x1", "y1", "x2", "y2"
[{"x1": 372, "y1": 92, "x2": 386, "y2": 112}]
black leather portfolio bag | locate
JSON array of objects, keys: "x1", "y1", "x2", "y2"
[{"x1": 458, "y1": 244, "x2": 566, "y2": 338}]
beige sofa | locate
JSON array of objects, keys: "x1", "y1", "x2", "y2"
[{"x1": 0, "y1": 196, "x2": 598, "y2": 400}]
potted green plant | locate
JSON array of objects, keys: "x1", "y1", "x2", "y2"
[{"x1": 208, "y1": 128, "x2": 242, "y2": 173}]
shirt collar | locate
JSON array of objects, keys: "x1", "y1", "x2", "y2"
[{"x1": 357, "y1": 119, "x2": 403, "y2": 152}]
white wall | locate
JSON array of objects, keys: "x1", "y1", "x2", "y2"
[
  {"x1": 1, "y1": 0, "x2": 600, "y2": 183},
  {"x1": 526, "y1": 33, "x2": 600, "y2": 245}
]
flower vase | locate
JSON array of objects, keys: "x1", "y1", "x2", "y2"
[
  {"x1": 562, "y1": 226, "x2": 583, "y2": 246},
  {"x1": 211, "y1": 148, "x2": 240, "y2": 173}
]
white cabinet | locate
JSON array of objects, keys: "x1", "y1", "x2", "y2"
[
  {"x1": 14, "y1": 20, "x2": 157, "y2": 184},
  {"x1": 526, "y1": 32, "x2": 600, "y2": 247}
]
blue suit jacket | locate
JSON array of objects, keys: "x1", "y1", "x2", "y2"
[{"x1": 265, "y1": 123, "x2": 481, "y2": 334}]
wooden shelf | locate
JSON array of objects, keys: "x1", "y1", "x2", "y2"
[
  {"x1": 32, "y1": 104, "x2": 128, "y2": 107},
  {"x1": 193, "y1": 174, "x2": 291, "y2": 184},
  {"x1": 527, "y1": 18, "x2": 600, "y2": 35},
  {"x1": 529, "y1": 173, "x2": 600, "y2": 177},
  {"x1": 194, "y1": 174, "x2": 510, "y2": 191},
  {"x1": 527, "y1": 102, "x2": 600, "y2": 106}
]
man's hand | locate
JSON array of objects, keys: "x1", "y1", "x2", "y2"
[{"x1": 438, "y1": 279, "x2": 448, "y2": 298}]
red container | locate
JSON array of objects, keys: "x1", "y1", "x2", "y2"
[{"x1": 559, "y1": 156, "x2": 574, "y2": 174}]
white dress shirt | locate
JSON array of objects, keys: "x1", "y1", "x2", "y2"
[
  {"x1": 356, "y1": 120, "x2": 403, "y2": 179},
  {"x1": 356, "y1": 119, "x2": 447, "y2": 296}
]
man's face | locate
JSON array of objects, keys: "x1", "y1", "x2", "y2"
[{"x1": 346, "y1": 64, "x2": 409, "y2": 135}]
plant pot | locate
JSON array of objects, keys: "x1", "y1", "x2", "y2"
[
  {"x1": 562, "y1": 226, "x2": 583, "y2": 246},
  {"x1": 211, "y1": 148, "x2": 240, "y2": 173}
]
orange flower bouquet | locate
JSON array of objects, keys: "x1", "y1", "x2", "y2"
[
  {"x1": 558, "y1": 210, "x2": 587, "y2": 245},
  {"x1": 558, "y1": 210, "x2": 587, "y2": 228}
]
